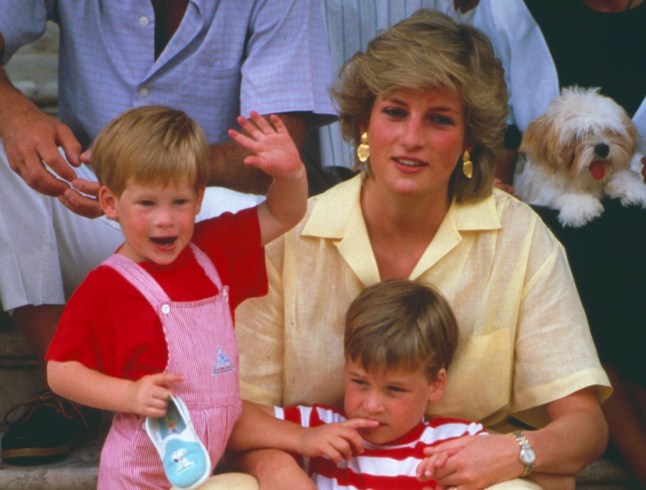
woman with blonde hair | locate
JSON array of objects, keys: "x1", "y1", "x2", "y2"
[{"x1": 235, "y1": 10, "x2": 611, "y2": 489}]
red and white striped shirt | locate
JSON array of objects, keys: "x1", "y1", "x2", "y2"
[{"x1": 275, "y1": 404, "x2": 486, "y2": 490}]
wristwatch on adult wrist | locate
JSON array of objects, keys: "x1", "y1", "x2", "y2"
[{"x1": 509, "y1": 430, "x2": 536, "y2": 478}]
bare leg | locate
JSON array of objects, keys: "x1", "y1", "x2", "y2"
[
  {"x1": 12, "y1": 304, "x2": 63, "y2": 380},
  {"x1": 602, "y1": 365, "x2": 646, "y2": 488}
]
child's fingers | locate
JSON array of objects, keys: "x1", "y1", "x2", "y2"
[
  {"x1": 236, "y1": 112, "x2": 273, "y2": 138},
  {"x1": 268, "y1": 114, "x2": 287, "y2": 133},
  {"x1": 343, "y1": 418, "x2": 380, "y2": 430},
  {"x1": 154, "y1": 372, "x2": 184, "y2": 387}
]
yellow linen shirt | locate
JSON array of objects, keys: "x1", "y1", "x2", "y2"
[{"x1": 236, "y1": 174, "x2": 611, "y2": 429}]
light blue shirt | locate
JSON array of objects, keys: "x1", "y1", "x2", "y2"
[
  {"x1": 319, "y1": 0, "x2": 477, "y2": 168},
  {"x1": 0, "y1": 0, "x2": 336, "y2": 148}
]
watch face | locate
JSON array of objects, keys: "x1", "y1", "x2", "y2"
[{"x1": 520, "y1": 446, "x2": 536, "y2": 465}]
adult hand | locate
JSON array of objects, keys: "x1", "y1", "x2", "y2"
[
  {"x1": 125, "y1": 372, "x2": 184, "y2": 418},
  {"x1": 0, "y1": 95, "x2": 82, "y2": 197},
  {"x1": 56, "y1": 148, "x2": 104, "y2": 218},
  {"x1": 422, "y1": 433, "x2": 520, "y2": 490}
]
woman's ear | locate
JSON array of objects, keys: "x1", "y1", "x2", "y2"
[
  {"x1": 427, "y1": 368, "x2": 447, "y2": 403},
  {"x1": 99, "y1": 186, "x2": 119, "y2": 220}
]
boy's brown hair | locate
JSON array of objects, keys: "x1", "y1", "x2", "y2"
[
  {"x1": 344, "y1": 279, "x2": 459, "y2": 381},
  {"x1": 92, "y1": 105, "x2": 209, "y2": 196}
]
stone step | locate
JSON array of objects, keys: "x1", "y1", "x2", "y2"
[{"x1": 0, "y1": 423, "x2": 104, "y2": 490}]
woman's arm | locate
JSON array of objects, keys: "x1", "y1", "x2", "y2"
[
  {"x1": 422, "y1": 388, "x2": 606, "y2": 489},
  {"x1": 47, "y1": 360, "x2": 183, "y2": 417}
]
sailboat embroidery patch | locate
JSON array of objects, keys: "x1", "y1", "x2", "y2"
[{"x1": 213, "y1": 346, "x2": 234, "y2": 375}]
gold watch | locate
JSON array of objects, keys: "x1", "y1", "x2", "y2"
[{"x1": 509, "y1": 431, "x2": 536, "y2": 477}]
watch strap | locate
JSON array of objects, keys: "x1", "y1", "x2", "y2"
[{"x1": 509, "y1": 430, "x2": 535, "y2": 478}]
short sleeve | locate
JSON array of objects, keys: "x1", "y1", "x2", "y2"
[
  {"x1": 193, "y1": 206, "x2": 267, "y2": 311},
  {"x1": 240, "y1": 0, "x2": 335, "y2": 123},
  {"x1": 0, "y1": 1, "x2": 54, "y2": 62}
]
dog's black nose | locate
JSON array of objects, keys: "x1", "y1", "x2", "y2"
[{"x1": 595, "y1": 143, "x2": 609, "y2": 158}]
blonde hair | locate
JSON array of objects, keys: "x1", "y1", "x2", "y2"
[
  {"x1": 92, "y1": 105, "x2": 209, "y2": 196},
  {"x1": 331, "y1": 9, "x2": 508, "y2": 202},
  {"x1": 344, "y1": 280, "x2": 459, "y2": 382}
]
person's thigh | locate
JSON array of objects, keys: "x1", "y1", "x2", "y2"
[
  {"x1": 190, "y1": 473, "x2": 259, "y2": 490},
  {"x1": 486, "y1": 479, "x2": 543, "y2": 489}
]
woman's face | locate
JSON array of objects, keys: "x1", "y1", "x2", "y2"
[{"x1": 365, "y1": 87, "x2": 467, "y2": 200}]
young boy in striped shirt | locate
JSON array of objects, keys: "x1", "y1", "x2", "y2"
[{"x1": 229, "y1": 279, "x2": 486, "y2": 489}]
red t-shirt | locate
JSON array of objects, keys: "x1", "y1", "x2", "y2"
[{"x1": 46, "y1": 208, "x2": 267, "y2": 380}]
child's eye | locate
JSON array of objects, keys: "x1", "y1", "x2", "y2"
[
  {"x1": 351, "y1": 378, "x2": 368, "y2": 387},
  {"x1": 139, "y1": 200, "x2": 155, "y2": 207},
  {"x1": 174, "y1": 199, "x2": 189, "y2": 206},
  {"x1": 386, "y1": 385, "x2": 406, "y2": 394}
]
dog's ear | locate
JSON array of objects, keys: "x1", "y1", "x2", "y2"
[
  {"x1": 622, "y1": 115, "x2": 639, "y2": 154},
  {"x1": 521, "y1": 115, "x2": 562, "y2": 171}
]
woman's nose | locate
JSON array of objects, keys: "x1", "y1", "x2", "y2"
[{"x1": 401, "y1": 118, "x2": 424, "y2": 149}]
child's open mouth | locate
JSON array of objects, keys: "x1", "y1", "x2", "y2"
[{"x1": 150, "y1": 236, "x2": 177, "y2": 246}]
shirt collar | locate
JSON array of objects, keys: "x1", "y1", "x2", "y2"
[
  {"x1": 303, "y1": 173, "x2": 501, "y2": 239},
  {"x1": 301, "y1": 173, "x2": 501, "y2": 285}
]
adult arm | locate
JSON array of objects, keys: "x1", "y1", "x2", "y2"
[
  {"x1": 0, "y1": 33, "x2": 82, "y2": 197},
  {"x1": 423, "y1": 388, "x2": 606, "y2": 489}
]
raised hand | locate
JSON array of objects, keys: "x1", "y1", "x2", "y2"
[{"x1": 227, "y1": 112, "x2": 303, "y2": 180}]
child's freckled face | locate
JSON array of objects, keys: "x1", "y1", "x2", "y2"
[
  {"x1": 343, "y1": 360, "x2": 442, "y2": 445},
  {"x1": 107, "y1": 179, "x2": 204, "y2": 265}
]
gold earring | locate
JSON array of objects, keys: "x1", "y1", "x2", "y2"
[
  {"x1": 357, "y1": 132, "x2": 370, "y2": 163},
  {"x1": 462, "y1": 150, "x2": 473, "y2": 179}
]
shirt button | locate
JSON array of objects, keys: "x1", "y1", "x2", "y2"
[
  {"x1": 139, "y1": 16, "x2": 150, "y2": 26},
  {"x1": 161, "y1": 304, "x2": 171, "y2": 314},
  {"x1": 138, "y1": 86, "x2": 150, "y2": 98}
]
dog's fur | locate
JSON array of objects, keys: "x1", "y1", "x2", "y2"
[{"x1": 515, "y1": 86, "x2": 646, "y2": 227}]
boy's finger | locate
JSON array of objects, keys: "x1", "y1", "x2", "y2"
[
  {"x1": 344, "y1": 418, "x2": 380, "y2": 429},
  {"x1": 249, "y1": 111, "x2": 274, "y2": 133},
  {"x1": 269, "y1": 114, "x2": 287, "y2": 132},
  {"x1": 152, "y1": 372, "x2": 184, "y2": 387}
]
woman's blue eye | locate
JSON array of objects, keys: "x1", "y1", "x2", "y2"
[
  {"x1": 432, "y1": 115, "x2": 454, "y2": 126},
  {"x1": 384, "y1": 107, "x2": 406, "y2": 118}
]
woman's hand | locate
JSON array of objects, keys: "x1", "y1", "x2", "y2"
[{"x1": 421, "y1": 434, "x2": 520, "y2": 489}]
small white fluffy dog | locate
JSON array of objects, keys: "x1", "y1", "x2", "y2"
[{"x1": 515, "y1": 86, "x2": 646, "y2": 227}]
